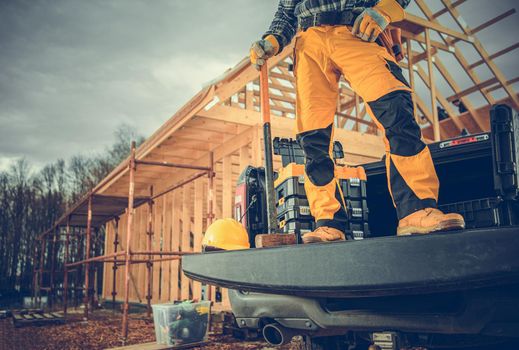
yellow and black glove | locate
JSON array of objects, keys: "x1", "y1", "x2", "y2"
[
  {"x1": 250, "y1": 35, "x2": 280, "y2": 71},
  {"x1": 352, "y1": 0, "x2": 405, "y2": 42}
]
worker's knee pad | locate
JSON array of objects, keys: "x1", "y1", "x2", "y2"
[
  {"x1": 297, "y1": 124, "x2": 334, "y2": 186},
  {"x1": 368, "y1": 91, "x2": 425, "y2": 156}
]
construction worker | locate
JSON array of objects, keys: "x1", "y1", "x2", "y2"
[{"x1": 250, "y1": 0, "x2": 465, "y2": 243}]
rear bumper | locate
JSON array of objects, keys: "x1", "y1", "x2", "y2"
[{"x1": 229, "y1": 286, "x2": 519, "y2": 337}]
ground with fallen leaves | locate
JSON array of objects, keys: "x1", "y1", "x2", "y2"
[{"x1": 0, "y1": 310, "x2": 296, "y2": 350}]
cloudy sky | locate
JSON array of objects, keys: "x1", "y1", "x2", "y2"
[{"x1": 0, "y1": 0, "x2": 517, "y2": 170}]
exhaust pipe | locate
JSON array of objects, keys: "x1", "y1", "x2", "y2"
[{"x1": 262, "y1": 323, "x2": 299, "y2": 346}]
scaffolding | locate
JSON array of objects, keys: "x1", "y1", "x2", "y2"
[{"x1": 33, "y1": 142, "x2": 215, "y2": 342}]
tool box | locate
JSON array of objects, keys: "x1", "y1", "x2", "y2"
[
  {"x1": 336, "y1": 165, "x2": 370, "y2": 238},
  {"x1": 347, "y1": 222, "x2": 371, "y2": 240},
  {"x1": 276, "y1": 196, "x2": 309, "y2": 214},
  {"x1": 274, "y1": 163, "x2": 306, "y2": 201},
  {"x1": 271, "y1": 165, "x2": 314, "y2": 241},
  {"x1": 345, "y1": 198, "x2": 370, "y2": 222},
  {"x1": 337, "y1": 165, "x2": 368, "y2": 199},
  {"x1": 365, "y1": 104, "x2": 519, "y2": 236},
  {"x1": 439, "y1": 197, "x2": 505, "y2": 229},
  {"x1": 273, "y1": 137, "x2": 344, "y2": 167},
  {"x1": 273, "y1": 138, "x2": 370, "y2": 241},
  {"x1": 280, "y1": 220, "x2": 314, "y2": 235},
  {"x1": 435, "y1": 104, "x2": 519, "y2": 229}
]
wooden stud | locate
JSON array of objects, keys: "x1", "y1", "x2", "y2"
[
  {"x1": 425, "y1": 29, "x2": 440, "y2": 141},
  {"x1": 170, "y1": 190, "x2": 181, "y2": 301},
  {"x1": 239, "y1": 145, "x2": 250, "y2": 176},
  {"x1": 192, "y1": 178, "x2": 205, "y2": 300},
  {"x1": 84, "y1": 195, "x2": 92, "y2": 319},
  {"x1": 406, "y1": 38, "x2": 418, "y2": 124},
  {"x1": 180, "y1": 185, "x2": 192, "y2": 300},
  {"x1": 122, "y1": 142, "x2": 136, "y2": 342}
]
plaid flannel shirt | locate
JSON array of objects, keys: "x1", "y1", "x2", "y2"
[{"x1": 265, "y1": 0, "x2": 411, "y2": 50}]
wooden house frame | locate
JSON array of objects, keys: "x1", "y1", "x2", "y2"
[{"x1": 33, "y1": 0, "x2": 517, "y2": 342}]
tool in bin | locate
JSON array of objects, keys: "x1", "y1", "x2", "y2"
[{"x1": 255, "y1": 64, "x2": 296, "y2": 247}]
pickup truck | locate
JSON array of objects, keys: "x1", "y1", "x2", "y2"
[{"x1": 183, "y1": 105, "x2": 519, "y2": 350}]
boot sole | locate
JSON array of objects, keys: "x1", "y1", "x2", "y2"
[{"x1": 397, "y1": 219, "x2": 466, "y2": 236}]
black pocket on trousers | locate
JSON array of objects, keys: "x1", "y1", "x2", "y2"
[{"x1": 385, "y1": 59, "x2": 410, "y2": 88}]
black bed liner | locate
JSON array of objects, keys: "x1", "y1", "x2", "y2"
[{"x1": 183, "y1": 226, "x2": 519, "y2": 298}]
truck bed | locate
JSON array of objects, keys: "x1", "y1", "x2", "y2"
[{"x1": 183, "y1": 226, "x2": 519, "y2": 298}]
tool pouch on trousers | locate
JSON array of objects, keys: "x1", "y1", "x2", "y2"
[{"x1": 378, "y1": 28, "x2": 404, "y2": 62}]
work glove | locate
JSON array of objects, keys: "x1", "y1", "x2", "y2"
[
  {"x1": 250, "y1": 35, "x2": 280, "y2": 70},
  {"x1": 352, "y1": 0, "x2": 405, "y2": 42}
]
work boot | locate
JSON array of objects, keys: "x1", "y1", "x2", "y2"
[
  {"x1": 397, "y1": 208, "x2": 465, "y2": 236},
  {"x1": 302, "y1": 226, "x2": 346, "y2": 244}
]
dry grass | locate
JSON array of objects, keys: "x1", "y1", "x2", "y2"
[{"x1": 0, "y1": 310, "x2": 297, "y2": 350}]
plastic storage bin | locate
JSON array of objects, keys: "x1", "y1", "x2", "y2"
[{"x1": 152, "y1": 301, "x2": 210, "y2": 346}]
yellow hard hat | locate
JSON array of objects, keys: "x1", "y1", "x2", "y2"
[{"x1": 202, "y1": 218, "x2": 250, "y2": 251}]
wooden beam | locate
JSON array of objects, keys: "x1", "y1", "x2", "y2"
[
  {"x1": 239, "y1": 145, "x2": 250, "y2": 176},
  {"x1": 192, "y1": 178, "x2": 204, "y2": 300},
  {"x1": 430, "y1": 0, "x2": 518, "y2": 111},
  {"x1": 468, "y1": 42, "x2": 519, "y2": 70},
  {"x1": 447, "y1": 76, "x2": 519, "y2": 103},
  {"x1": 415, "y1": 0, "x2": 495, "y2": 108},
  {"x1": 425, "y1": 29, "x2": 440, "y2": 141},
  {"x1": 422, "y1": 94, "x2": 519, "y2": 138},
  {"x1": 469, "y1": 9, "x2": 516, "y2": 35},
  {"x1": 422, "y1": 51, "x2": 487, "y2": 132},
  {"x1": 160, "y1": 193, "x2": 171, "y2": 302},
  {"x1": 180, "y1": 185, "x2": 191, "y2": 300},
  {"x1": 414, "y1": 64, "x2": 463, "y2": 133},
  {"x1": 431, "y1": 0, "x2": 466, "y2": 19},
  {"x1": 222, "y1": 156, "x2": 233, "y2": 219},
  {"x1": 220, "y1": 155, "x2": 233, "y2": 308},
  {"x1": 405, "y1": 13, "x2": 471, "y2": 42},
  {"x1": 170, "y1": 190, "x2": 181, "y2": 301},
  {"x1": 406, "y1": 38, "x2": 418, "y2": 123}
]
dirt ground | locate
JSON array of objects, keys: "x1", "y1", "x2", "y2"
[{"x1": 0, "y1": 310, "x2": 297, "y2": 350}]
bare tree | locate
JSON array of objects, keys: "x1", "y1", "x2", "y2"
[{"x1": 0, "y1": 124, "x2": 144, "y2": 297}]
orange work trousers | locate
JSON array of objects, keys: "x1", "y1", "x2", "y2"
[{"x1": 294, "y1": 26, "x2": 439, "y2": 232}]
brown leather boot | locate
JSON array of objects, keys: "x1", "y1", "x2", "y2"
[
  {"x1": 302, "y1": 226, "x2": 346, "y2": 244},
  {"x1": 397, "y1": 208, "x2": 465, "y2": 236}
]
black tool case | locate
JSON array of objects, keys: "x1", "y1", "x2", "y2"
[
  {"x1": 279, "y1": 220, "x2": 314, "y2": 235},
  {"x1": 273, "y1": 137, "x2": 344, "y2": 167},
  {"x1": 365, "y1": 104, "x2": 519, "y2": 235},
  {"x1": 438, "y1": 197, "x2": 505, "y2": 229},
  {"x1": 273, "y1": 138, "x2": 371, "y2": 240},
  {"x1": 339, "y1": 176, "x2": 368, "y2": 199},
  {"x1": 275, "y1": 174, "x2": 306, "y2": 200},
  {"x1": 276, "y1": 196, "x2": 309, "y2": 213}
]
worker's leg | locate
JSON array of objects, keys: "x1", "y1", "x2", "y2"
[
  {"x1": 294, "y1": 27, "x2": 347, "y2": 237},
  {"x1": 329, "y1": 27, "x2": 442, "y2": 220},
  {"x1": 365, "y1": 92, "x2": 439, "y2": 218}
]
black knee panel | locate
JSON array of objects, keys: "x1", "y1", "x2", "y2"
[
  {"x1": 297, "y1": 124, "x2": 335, "y2": 186},
  {"x1": 368, "y1": 91, "x2": 425, "y2": 156}
]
